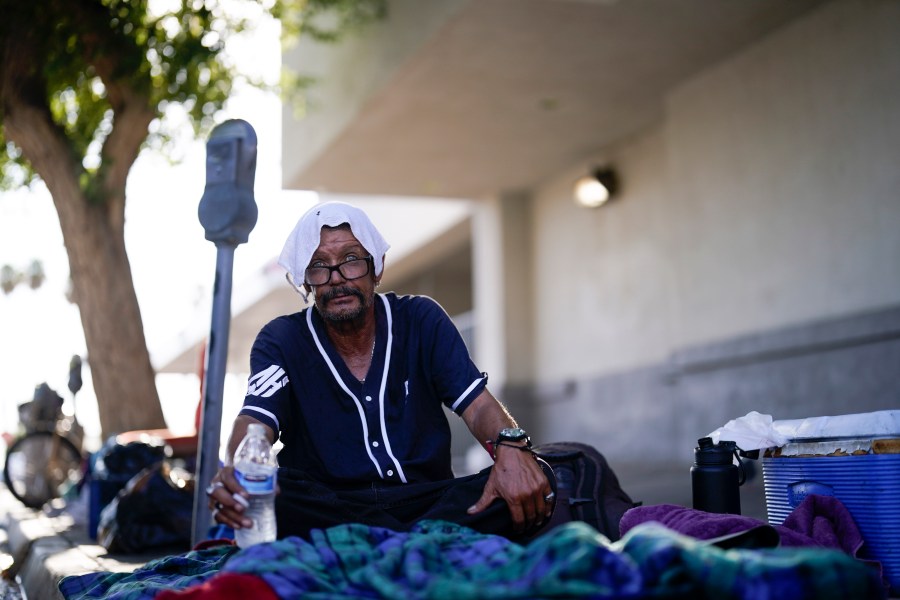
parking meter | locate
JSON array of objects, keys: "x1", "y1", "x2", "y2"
[
  {"x1": 68, "y1": 355, "x2": 83, "y2": 397},
  {"x1": 198, "y1": 119, "x2": 258, "y2": 245},
  {"x1": 192, "y1": 119, "x2": 258, "y2": 546}
]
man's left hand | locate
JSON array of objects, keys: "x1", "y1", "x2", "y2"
[{"x1": 467, "y1": 444, "x2": 554, "y2": 534}]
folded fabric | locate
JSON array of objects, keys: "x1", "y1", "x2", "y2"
[
  {"x1": 278, "y1": 201, "x2": 390, "y2": 302},
  {"x1": 620, "y1": 494, "x2": 886, "y2": 593},
  {"x1": 620, "y1": 522, "x2": 885, "y2": 600},
  {"x1": 621, "y1": 505, "x2": 781, "y2": 548},
  {"x1": 619, "y1": 495, "x2": 863, "y2": 552},
  {"x1": 779, "y1": 493, "x2": 885, "y2": 589},
  {"x1": 779, "y1": 493, "x2": 864, "y2": 553}
]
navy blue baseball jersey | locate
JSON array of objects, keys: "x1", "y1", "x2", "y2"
[{"x1": 238, "y1": 293, "x2": 487, "y2": 486}]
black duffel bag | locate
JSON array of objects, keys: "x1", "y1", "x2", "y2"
[{"x1": 534, "y1": 441, "x2": 639, "y2": 542}]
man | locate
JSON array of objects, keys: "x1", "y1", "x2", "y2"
[{"x1": 206, "y1": 201, "x2": 555, "y2": 541}]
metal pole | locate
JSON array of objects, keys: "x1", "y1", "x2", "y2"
[
  {"x1": 190, "y1": 119, "x2": 258, "y2": 547},
  {"x1": 191, "y1": 245, "x2": 236, "y2": 546}
]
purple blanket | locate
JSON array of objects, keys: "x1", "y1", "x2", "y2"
[{"x1": 620, "y1": 494, "x2": 884, "y2": 587}]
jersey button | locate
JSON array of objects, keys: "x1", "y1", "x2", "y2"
[
  {"x1": 372, "y1": 441, "x2": 379, "y2": 447},
  {"x1": 365, "y1": 395, "x2": 372, "y2": 402},
  {"x1": 387, "y1": 470, "x2": 394, "y2": 477}
]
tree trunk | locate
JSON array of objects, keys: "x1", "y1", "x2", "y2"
[
  {"x1": 1, "y1": 23, "x2": 167, "y2": 438},
  {"x1": 30, "y1": 155, "x2": 167, "y2": 437},
  {"x1": 64, "y1": 200, "x2": 168, "y2": 436}
]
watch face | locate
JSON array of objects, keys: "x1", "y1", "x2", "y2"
[{"x1": 499, "y1": 427, "x2": 527, "y2": 442}]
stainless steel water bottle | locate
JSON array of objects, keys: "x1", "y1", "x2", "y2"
[{"x1": 691, "y1": 437, "x2": 742, "y2": 514}]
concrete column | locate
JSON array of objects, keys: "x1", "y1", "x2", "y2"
[
  {"x1": 471, "y1": 193, "x2": 535, "y2": 406},
  {"x1": 498, "y1": 192, "x2": 534, "y2": 385},
  {"x1": 471, "y1": 198, "x2": 506, "y2": 389}
]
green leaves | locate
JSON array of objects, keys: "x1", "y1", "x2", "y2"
[
  {"x1": 276, "y1": 0, "x2": 388, "y2": 43},
  {"x1": 0, "y1": 0, "x2": 387, "y2": 198}
]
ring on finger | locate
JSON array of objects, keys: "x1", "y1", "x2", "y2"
[
  {"x1": 205, "y1": 481, "x2": 225, "y2": 496},
  {"x1": 211, "y1": 507, "x2": 220, "y2": 520},
  {"x1": 544, "y1": 491, "x2": 556, "y2": 503}
]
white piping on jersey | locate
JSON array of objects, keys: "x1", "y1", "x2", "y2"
[
  {"x1": 306, "y1": 303, "x2": 384, "y2": 479},
  {"x1": 451, "y1": 376, "x2": 485, "y2": 412},
  {"x1": 241, "y1": 406, "x2": 280, "y2": 431},
  {"x1": 377, "y1": 294, "x2": 408, "y2": 483}
]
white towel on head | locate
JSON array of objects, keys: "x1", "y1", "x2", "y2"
[{"x1": 278, "y1": 201, "x2": 390, "y2": 290}]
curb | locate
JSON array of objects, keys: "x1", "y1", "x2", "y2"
[{"x1": 1, "y1": 487, "x2": 161, "y2": 600}]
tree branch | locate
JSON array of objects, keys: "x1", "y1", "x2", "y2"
[
  {"x1": 65, "y1": 0, "x2": 157, "y2": 233},
  {"x1": 98, "y1": 95, "x2": 156, "y2": 233},
  {"x1": 0, "y1": 26, "x2": 83, "y2": 215}
]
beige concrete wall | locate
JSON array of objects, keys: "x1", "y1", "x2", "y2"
[
  {"x1": 532, "y1": 128, "x2": 676, "y2": 381},
  {"x1": 530, "y1": 0, "x2": 900, "y2": 383}
]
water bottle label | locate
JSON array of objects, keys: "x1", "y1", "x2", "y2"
[{"x1": 235, "y1": 469, "x2": 276, "y2": 495}]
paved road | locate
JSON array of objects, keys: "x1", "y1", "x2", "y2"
[
  {"x1": 1, "y1": 519, "x2": 24, "y2": 600},
  {"x1": 0, "y1": 578, "x2": 24, "y2": 600}
]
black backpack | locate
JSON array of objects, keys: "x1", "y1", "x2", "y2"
[{"x1": 534, "y1": 441, "x2": 639, "y2": 542}]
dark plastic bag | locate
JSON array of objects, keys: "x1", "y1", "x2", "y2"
[
  {"x1": 97, "y1": 461, "x2": 195, "y2": 553},
  {"x1": 89, "y1": 438, "x2": 169, "y2": 540},
  {"x1": 92, "y1": 437, "x2": 166, "y2": 482}
]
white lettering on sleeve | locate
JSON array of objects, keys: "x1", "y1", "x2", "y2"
[{"x1": 246, "y1": 365, "x2": 289, "y2": 398}]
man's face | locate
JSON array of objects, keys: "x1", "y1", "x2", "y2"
[{"x1": 307, "y1": 226, "x2": 380, "y2": 323}]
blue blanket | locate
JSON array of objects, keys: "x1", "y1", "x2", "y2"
[{"x1": 59, "y1": 520, "x2": 884, "y2": 600}]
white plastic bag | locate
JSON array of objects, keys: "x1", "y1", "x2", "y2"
[
  {"x1": 708, "y1": 411, "x2": 789, "y2": 451},
  {"x1": 709, "y1": 409, "x2": 900, "y2": 451}
]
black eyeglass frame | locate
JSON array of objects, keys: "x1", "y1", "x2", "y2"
[{"x1": 304, "y1": 256, "x2": 374, "y2": 286}]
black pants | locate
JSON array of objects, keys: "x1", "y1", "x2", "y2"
[{"x1": 275, "y1": 461, "x2": 556, "y2": 543}]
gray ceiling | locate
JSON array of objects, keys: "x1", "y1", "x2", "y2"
[{"x1": 286, "y1": 0, "x2": 825, "y2": 199}]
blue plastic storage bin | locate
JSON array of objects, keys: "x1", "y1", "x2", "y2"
[
  {"x1": 88, "y1": 476, "x2": 131, "y2": 539},
  {"x1": 762, "y1": 439, "x2": 899, "y2": 593}
]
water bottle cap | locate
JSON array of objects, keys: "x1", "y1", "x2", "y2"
[{"x1": 694, "y1": 437, "x2": 737, "y2": 465}]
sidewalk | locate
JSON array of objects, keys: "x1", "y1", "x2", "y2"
[
  {"x1": 1, "y1": 460, "x2": 768, "y2": 600},
  {"x1": 0, "y1": 486, "x2": 168, "y2": 600}
]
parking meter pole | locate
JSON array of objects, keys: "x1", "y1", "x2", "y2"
[
  {"x1": 191, "y1": 120, "x2": 258, "y2": 547},
  {"x1": 191, "y1": 244, "x2": 235, "y2": 545}
]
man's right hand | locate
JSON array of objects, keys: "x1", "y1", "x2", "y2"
[{"x1": 206, "y1": 466, "x2": 253, "y2": 529}]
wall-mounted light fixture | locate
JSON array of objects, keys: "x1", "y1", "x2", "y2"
[{"x1": 573, "y1": 167, "x2": 618, "y2": 208}]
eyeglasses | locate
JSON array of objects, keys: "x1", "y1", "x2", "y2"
[{"x1": 304, "y1": 256, "x2": 373, "y2": 286}]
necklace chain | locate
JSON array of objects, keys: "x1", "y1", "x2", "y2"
[{"x1": 359, "y1": 337, "x2": 376, "y2": 384}]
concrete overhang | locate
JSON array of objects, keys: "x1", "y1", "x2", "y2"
[
  {"x1": 159, "y1": 0, "x2": 829, "y2": 375},
  {"x1": 282, "y1": 0, "x2": 825, "y2": 199}
]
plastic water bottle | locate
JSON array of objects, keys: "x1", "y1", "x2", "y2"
[{"x1": 233, "y1": 423, "x2": 278, "y2": 547}]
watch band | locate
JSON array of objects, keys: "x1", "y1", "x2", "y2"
[{"x1": 490, "y1": 437, "x2": 534, "y2": 460}]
